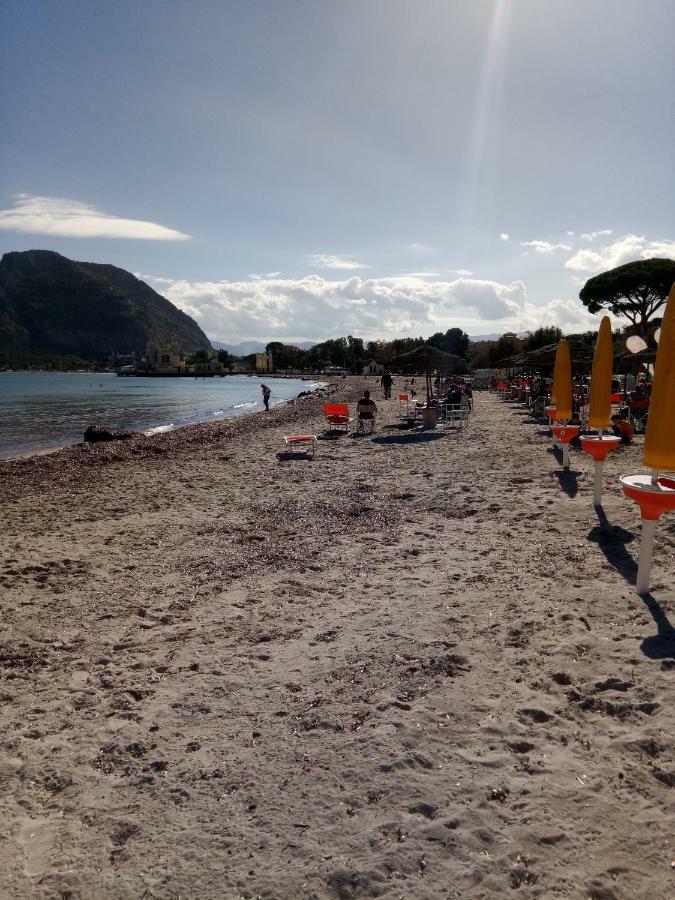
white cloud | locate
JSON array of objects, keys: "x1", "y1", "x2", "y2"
[
  {"x1": 499, "y1": 232, "x2": 509, "y2": 241},
  {"x1": 139, "y1": 270, "x2": 602, "y2": 342},
  {"x1": 306, "y1": 254, "x2": 366, "y2": 270},
  {"x1": 453, "y1": 268, "x2": 474, "y2": 277},
  {"x1": 565, "y1": 233, "x2": 675, "y2": 274},
  {"x1": 394, "y1": 271, "x2": 442, "y2": 278},
  {"x1": 520, "y1": 239, "x2": 572, "y2": 254},
  {"x1": 0, "y1": 193, "x2": 190, "y2": 240},
  {"x1": 516, "y1": 297, "x2": 610, "y2": 333},
  {"x1": 581, "y1": 228, "x2": 613, "y2": 241},
  {"x1": 409, "y1": 242, "x2": 436, "y2": 253},
  {"x1": 566, "y1": 231, "x2": 575, "y2": 236}
]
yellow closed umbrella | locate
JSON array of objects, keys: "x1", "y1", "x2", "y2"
[
  {"x1": 588, "y1": 316, "x2": 613, "y2": 429},
  {"x1": 551, "y1": 339, "x2": 572, "y2": 421},
  {"x1": 644, "y1": 282, "x2": 675, "y2": 470}
]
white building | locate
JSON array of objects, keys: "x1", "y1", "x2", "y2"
[{"x1": 362, "y1": 359, "x2": 384, "y2": 376}]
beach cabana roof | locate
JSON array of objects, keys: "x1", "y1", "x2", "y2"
[
  {"x1": 394, "y1": 344, "x2": 464, "y2": 371},
  {"x1": 524, "y1": 337, "x2": 595, "y2": 369},
  {"x1": 394, "y1": 344, "x2": 464, "y2": 403}
]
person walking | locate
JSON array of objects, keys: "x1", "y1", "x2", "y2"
[
  {"x1": 381, "y1": 369, "x2": 393, "y2": 400},
  {"x1": 261, "y1": 384, "x2": 271, "y2": 411}
]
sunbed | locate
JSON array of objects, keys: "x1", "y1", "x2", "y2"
[{"x1": 323, "y1": 403, "x2": 351, "y2": 433}]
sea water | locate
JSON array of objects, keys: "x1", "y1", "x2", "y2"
[{"x1": 0, "y1": 372, "x2": 324, "y2": 459}]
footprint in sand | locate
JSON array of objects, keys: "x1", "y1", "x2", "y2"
[{"x1": 16, "y1": 818, "x2": 59, "y2": 878}]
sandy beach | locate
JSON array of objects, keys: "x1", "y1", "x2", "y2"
[{"x1": 1, "y1": 380, "x2": 674, "y2": 899}]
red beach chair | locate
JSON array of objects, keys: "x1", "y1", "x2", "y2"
[
  {"x1": 398, "y1": 393, "x2": 412, "y2": 418},
  {"x1": 323, "y1": 403, "x2": 351, "y2": 432}
]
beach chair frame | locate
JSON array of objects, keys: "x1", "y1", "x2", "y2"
[{"x1": 283, "y1": 435, "x2": 318, "y2": 457}]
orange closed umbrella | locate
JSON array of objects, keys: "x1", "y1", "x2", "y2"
[
  {"x1": 620, "y1": 281, "x2": 675, "y2": 594},
  {"x1": 644, "y1": 283, "x2": 675, "y2": 470},
  {"x1": 588, "y1": 316, "x2": 613, "y2": 430},
  {"x1": 551, "y1": 339, "x2": 572, "y2": 421}
]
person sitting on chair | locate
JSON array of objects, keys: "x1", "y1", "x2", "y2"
[
  {"x1": 356, "y1": 390, "x2": 378, "y2": 434},
  {"x1": 611, "y1": 414, "x2": 634, "y2": 444},
  {"x1": 445, "y1": 383, "x2": 462, "y2": 407}
]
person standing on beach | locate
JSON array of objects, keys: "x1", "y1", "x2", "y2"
[
  {"x1": 261, "y1": 384, "x2": 271, "y2": 411},
  {"x1": 381, "y1": 369, "x2": 393, "y2": 399}
]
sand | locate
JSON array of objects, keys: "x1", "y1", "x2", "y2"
[{"x1": 1, "y1": 380, "x2": 674, "y2": 899}]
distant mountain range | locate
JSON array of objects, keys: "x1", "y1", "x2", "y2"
[
  {"x1": 211, "y1": 339, "x2": 316, "y2": 355},
  {"x1": 469, "y1": 332, "x2": 529, "y2": 342},
  {"x1": 0, "y1": 250, "x2": 212, "y2": 361},
  {"x1": 213, "y1": 336, "x2": 522, "y2": 353}
]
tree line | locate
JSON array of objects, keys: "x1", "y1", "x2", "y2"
[{"x1": 234, "y1": 328, "x2": 474, "y2": 373}]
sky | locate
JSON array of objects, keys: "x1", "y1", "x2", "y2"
[{"x1": 1, "y1": 0, "x2": 674, "y2": 344}]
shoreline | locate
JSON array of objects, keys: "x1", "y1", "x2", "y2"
[
  {"x1": 0, "y1": 378, "x2": 348, "y2": 500},
  {"x1": 0, "y1": 377, "x2": 330, "y2": 466}
]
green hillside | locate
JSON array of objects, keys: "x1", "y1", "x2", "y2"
[{"x1": 0, "y1": 250, "x2": 211, "y2": 365}]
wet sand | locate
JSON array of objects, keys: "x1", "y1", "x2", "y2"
[{"x1": 1, "y1": 382, "x2": 674, "y2": 899}]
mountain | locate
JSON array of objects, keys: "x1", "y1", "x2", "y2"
[
  {"x1": 0, "y1": 250, "x2": 212, "y2": 361},
  {"x1": 211, "y1": 339, "x2": 316, "y2": 355}
]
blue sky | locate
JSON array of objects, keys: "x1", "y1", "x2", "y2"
[{"x1": 1, "y1": 0, "x2": 674, "y2": 343}]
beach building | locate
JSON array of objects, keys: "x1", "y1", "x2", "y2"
[
  {"x1": 256, "y1": 352, "x2": 273, "y2": 373},
  {"x1": 145, "y1": 343, "x2": 188, "y2": 374},
  {"x1": 192, "y1": 357, "x2": 224, "y2": 374},
  {"x1": 231, "y1": 361, "x2": 252, "y2": 373},
  {"x1": 362, "y1": 359, "x2": 384, "y2": 376}
]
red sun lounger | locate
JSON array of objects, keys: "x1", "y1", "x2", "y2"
[{"x1": 283, "y1": 434, "x2": 318, "y2": 456}]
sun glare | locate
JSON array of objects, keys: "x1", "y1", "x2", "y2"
[{"x1": 458, "y1": 0, "x2": 513, "y2": 229}]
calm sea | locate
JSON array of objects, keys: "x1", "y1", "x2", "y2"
[{"x1": 0, "y1": 372, "x2": 324, "y2": 459}]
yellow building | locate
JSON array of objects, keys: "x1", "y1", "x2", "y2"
[
  {"x1": 255, "y1": 351, "x2": 273, "y2": 372},
  {"x1": 146, "y1": 343, "x2": 188, "y2": 374}
]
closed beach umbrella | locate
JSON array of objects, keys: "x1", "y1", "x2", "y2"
[
  {"x1": 620, "y1": 283, "x2": 675, "y2": 594},
  {"x1": 644, "y1": 283, "x2": 675, "y2": 470},
  {"x1": 588, "y1": 316, "x2": 613, "y2": 429},
  {"x1": 551, "y1": 339, "x2": 572, "y2": 421}
]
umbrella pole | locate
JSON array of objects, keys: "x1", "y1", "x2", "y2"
[
  {"x1": 636, "y1": 518, "x2": 656, "y2": 595},
  {"x1": 593, "y1": 460, "x2": 603, "y2": 505}
]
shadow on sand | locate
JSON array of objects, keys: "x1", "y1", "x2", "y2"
[
  {"x1": 372, "y1": 432, "x2": 446, "y2": 445},
  {"x1": 276, "y1": 450, "x2": 315, "y2": 461},
  {"x1": 317, "y1": 431, "x2": 347, "y2": 441},
  {"x1": 587, "y1": 507, "x2": 674, "y2": 658},
  {"x1": 548, "y1": 447, "x2": 581, "y2": 497},
  {"x1": 382, "y1": 422, "x2": 415, "y2": 432},
  {"x1": 639, "y1": 593, "x2": 675, "y2": 659},
  {"x1": 587, "y1": 506, "x2": 637, "y2": 581}
]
